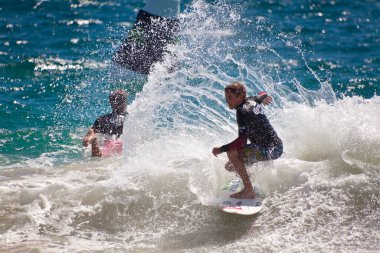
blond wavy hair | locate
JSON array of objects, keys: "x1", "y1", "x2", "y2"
[{"x1": 224, "y1": 82, "x2": 247, "y2": 98}]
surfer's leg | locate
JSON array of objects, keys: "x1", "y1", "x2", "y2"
[{"x1": 226, "y1": 149, "x2": 255, "y2": 199}]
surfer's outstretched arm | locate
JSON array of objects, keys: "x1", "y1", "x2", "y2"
[{"x1": 83, "y1": 128, "x2": 102, "y2": 157}]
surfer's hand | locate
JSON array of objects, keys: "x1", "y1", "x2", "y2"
[
  {"x1": 83, "y1": 128, "x2": 96, "y2": 147},
  {"x1": 212, "y1": 147, "x2": 221, "y2": 157},
  {"x1": 262, "y1": 95, "x2": 273, "y2": 106}
]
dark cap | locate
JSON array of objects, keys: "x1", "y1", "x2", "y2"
[
  {"x1": 109, "y1": 89, "x2": 128, "y2": 105},
  {"x1": 108, "y1": 89, "x2": 128, "y2": 111}
]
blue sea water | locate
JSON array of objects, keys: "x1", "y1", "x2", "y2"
[{"x1": 0, "y1": 0, "x2": 379, "y2": 252}]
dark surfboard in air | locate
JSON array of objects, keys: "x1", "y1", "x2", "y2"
[{"x1": 113, "y1": 0, "x2": 180, "y2": 75}]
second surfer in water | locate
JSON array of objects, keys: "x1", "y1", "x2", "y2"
[{"x1": 83, "y1": 90, "x2": 128, "y2": 157}]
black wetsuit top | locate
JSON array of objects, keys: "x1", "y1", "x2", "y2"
[
  {"x1": 221, "y1": 96, "x2": 282, "y2": 152},
  {"x1": 92, "y1": 112, "x2": 128, "y2": 138}
]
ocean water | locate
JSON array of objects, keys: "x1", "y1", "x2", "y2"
[{"x1": 0, "y1": 0, "x2": 379, "y2": 252}]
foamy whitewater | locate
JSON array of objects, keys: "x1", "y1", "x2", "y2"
[{"x1": 1, "y1": 0, "x2": 379, "y2": 252}]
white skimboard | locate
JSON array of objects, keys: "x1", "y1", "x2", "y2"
[{"x1": 219, "y1": 178, "x2": 264, "y2": 215}]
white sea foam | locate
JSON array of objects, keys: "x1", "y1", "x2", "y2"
[
  {"x1": 66, "y1": 19, "x2": 103, "y2": 26},
  {"x1": 30, "y1": 57, "x2": 109, "y2": 72},
  {"x1": 1, "y1": 97, "x2": 379, "y2": 251}
]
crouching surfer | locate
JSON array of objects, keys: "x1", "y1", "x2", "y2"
[
  {"x1": 212, "y1": 82, "x2": 283, "y2": 199},
  {"x1": 83, "y1": 90, "x2": 128, "y2": 157}
]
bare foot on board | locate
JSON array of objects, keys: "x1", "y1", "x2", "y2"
[{"x1": 230, "y1": 189, "x2": 256, "y2": 199}]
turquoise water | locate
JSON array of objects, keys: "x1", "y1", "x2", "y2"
[{"x1": 0, "y1": 0, "x2": 379, "y2": 252}]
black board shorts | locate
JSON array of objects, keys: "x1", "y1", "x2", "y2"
[{"x1": 241, "y1": 143, "x2": 283, "y2": 165}]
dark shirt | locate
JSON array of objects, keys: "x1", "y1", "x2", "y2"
[
  {"x1": 221, "y1": 96, "x2": 282, "y2": 152},
  {"x1": 92, "y1": 112, "x2": 128, "y2": 138},
  {"x1": 238, "y1": 96, "x2": 282, "y2": 147}
]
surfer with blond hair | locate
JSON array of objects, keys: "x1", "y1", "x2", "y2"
[{"x1": 212, "y1": 82, "x2": 283, "y2": 199}]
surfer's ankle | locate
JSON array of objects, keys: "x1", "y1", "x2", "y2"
[{"x1": 230, "y1": 189, "x2": 255, "y2": 199}]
